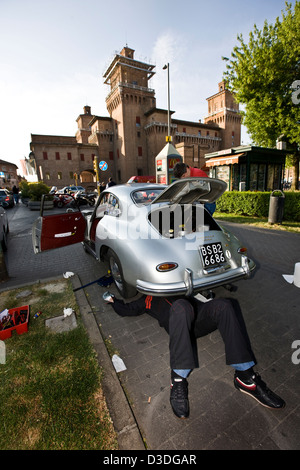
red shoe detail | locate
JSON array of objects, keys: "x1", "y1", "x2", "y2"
[{"x1": 236, "y1": 376, "x2": 257, "y2": 391}]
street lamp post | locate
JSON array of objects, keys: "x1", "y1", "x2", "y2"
[{"x1": 163, "y1": 63, "x2": 171, "y2": 142}]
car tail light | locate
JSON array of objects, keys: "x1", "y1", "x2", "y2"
[
  {"x1": 5, "y1": 197, "x2": 9, "y2": 201},
  {"x1": 238, "y1": 247, "x2": 247, "y2": 254},
  {"x1": 156, "y1": 262, "x2": 178, "y2": 272}
]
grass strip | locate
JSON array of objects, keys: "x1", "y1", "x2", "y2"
[{"x1": 214, "y1": 211, "x2": 300, "y2": 233}]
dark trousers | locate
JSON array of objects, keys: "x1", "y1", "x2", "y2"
[{"x1": 167, "y1": 298, "x2": 256, "y2": 370}]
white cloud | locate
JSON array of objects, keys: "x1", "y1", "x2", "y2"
[{"x1": 150, "y1": 32, "x2": 188, "y2": 110}]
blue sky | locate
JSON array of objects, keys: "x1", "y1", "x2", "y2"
[{"x1": 0, "y1": 0, "x2": 294, "y2": 170}]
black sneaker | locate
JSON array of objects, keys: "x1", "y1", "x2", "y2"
[
  {"x1": 234, "y1": 372, "x2": 285, "y2": 409},
  {"x1": 170, "y1": 372, "x2": 189, "y2": 419}
]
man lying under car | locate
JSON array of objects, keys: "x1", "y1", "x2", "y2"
[{"x1": 103, "y1": 291, "x2": 285, "y2": 419}]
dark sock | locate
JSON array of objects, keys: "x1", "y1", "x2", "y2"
[
  {"x1": 235, "y1": 367, "x2": 255, "y2": 381},
  {"x1": 171, "y1": 370, "x2": 183, "y2": 380}
]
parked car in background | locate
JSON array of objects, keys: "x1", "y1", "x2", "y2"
[
  {"x1": 58, "y1": 186, "x2": 86, "y2": 194},
  {"x1": 0, "y1": 205, "x2": 9, "y2": 251},
  {"x1": 0, "y1": 189, "x2": 14, "y2": 208},
  {"x1": 32, "y1": 177, "x2": 256, "y2": 299}
]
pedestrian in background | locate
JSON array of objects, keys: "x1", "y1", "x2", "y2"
[
  {"x1": 12, "y1": 185, "x2": 19, "y2": 204},
  {"x1": 106, "y1": 177, "x2": 116, "y2": 188},
  {"x1": 100, "y1": 182, "x2": 106, "y2": 193}
]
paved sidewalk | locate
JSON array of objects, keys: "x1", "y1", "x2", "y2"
[{"x1": 1, "y1": 203, "x2": 300, "y2": 450}]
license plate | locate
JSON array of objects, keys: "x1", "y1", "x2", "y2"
[{"x1": 200, "y1": 242, "x2": 226, "y2": 268}]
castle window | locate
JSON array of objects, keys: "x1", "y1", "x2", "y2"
[
  {"x1": 58, "y1": 172, "x2": 62, "y2": 180},
  {"x1": 55, "y1": 152, "x2": 60, "y2": 160},
  {"x1": 138, "y1": 146, "x2": 143, "y2": 157},
  {"x1": 43, "y1": 152, "x2": 48, "y2": 160},
  {"x1": 136, "y1": 116, "x2": 141, "y2": 127},
  {"x1": 67, "y1": 152, "x2": 72, "y2": 160},
  {"x1": 80, "y1": 154, "x2": 85, "y2": 161}
]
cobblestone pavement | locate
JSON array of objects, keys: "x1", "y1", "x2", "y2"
[{"x1": 1, "y1": 203, "x2": 300, "y2": 450}]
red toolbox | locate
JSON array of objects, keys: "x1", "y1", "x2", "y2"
[{"x1": 0, "y1": 305, "x2": 30, "y2": 340}]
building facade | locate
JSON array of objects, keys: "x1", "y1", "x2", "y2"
[
  {"x1": 0, "y1": 159, "x2": 19, "y2": 188},
  {"x1": 29, "y1": 46, "x2": 241, "y2": 190}
]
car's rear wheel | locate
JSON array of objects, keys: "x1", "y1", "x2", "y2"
[{"x1": 107, "y1": 248, "x2": 136, "y2": 299}]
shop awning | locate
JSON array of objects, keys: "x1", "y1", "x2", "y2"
[{"x1": 205, "y1": 153, "x2": 245, "y2": 167}]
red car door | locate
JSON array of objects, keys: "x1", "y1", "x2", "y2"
[{"x1": 32, "y1": 211, "x2": 86, "y2": 253}]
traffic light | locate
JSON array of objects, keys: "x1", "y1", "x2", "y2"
[
  {"x1": 93, "y1": 157, "x2": 100, "y2": 195},
  {"x1": 93, "y1": 159, "x2": 98, "y2": 172}
]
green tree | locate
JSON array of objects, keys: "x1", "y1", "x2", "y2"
[
  {"x1": 223, "y1": 1, "x2": 300, "y2": 189},
  {"x1": 19, "y1": 180, "x2": 50, "y2": 201}
]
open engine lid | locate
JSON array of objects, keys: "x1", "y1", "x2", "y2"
[{"x1": 151, "y1": 177, "x2": 227, "y2": 205}]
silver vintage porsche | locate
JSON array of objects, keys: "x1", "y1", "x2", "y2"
[{"x1": 32, "y1": 177, "x2": 255, "y2": 298}]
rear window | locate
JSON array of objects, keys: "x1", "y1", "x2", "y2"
[
  {"x1": 0, "y1": 190, "x2": 7, "y2": 196},
  {"x1": 132, "y1": 188, "x2": 163, "y2": 205}
]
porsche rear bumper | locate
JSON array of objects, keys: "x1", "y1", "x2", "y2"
[{"x1": 136, "y1": 256, "x2": 256, "y2": 297}]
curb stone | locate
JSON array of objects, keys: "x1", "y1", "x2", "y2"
[{"x1": 71, "y1": 275, "x2": 146, "y2": 451}]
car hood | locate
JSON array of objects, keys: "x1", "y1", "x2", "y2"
[{"x1": 151, "y1": 177, "x2": 227, "y2": 205}]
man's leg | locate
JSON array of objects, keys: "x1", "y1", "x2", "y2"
[
  {"x1": 168, "y1": 299, "x2": 197, "y2": 418},
  {"x1": 194, "y1": 298, "x2": 256, "y2": 365},
  {"x1": 168, "y1": 299, "x2": 198, "y2": 370},
  {"x1": 194, "y1": 298, "x2": 285, "y2": 409}
]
